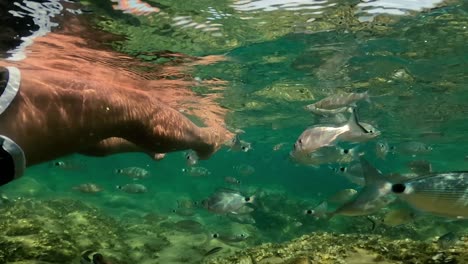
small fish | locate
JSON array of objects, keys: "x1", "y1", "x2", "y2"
[
  {"x1": 327, "y1": 189, "x2": 358, "y2": 204},
  {"x1": 50, "y1": 160, "x2": 84, "y2": 170},
  {"x1": 395, "y1": 141, "x2": 432, "y2": 155},
  {"x1": 407, "y1": 160, "x2": 432, "y2": 175},
  {"x1": 391, "y1": 172, "x2": 468, "y2": 218},
  {"x1": 153, "y1": 153, "x2": 166, "y2": 161},
  {"x1": 375, "y1": 140, "x2": 390, "y2": 160},
  {"x1": 437, "y1": 232, "x2": 459, "y2": 249},
  {"x1": 116, "y1": 183, "x2": 147, "y2": 194},
  {"x1": 204, "y1": 247, "x2": 223, "y2": 257},
  {"x1": 273, "y1": 143, "x2": 286, "y2": 151},
  {"x1": 332, "y1": 163, "x2": 365, "y2": 186},
  {"x1": 182, "y1": 166, "x2": 211, "y2": 177},
  {"x1": 305, "y1": 91, "x2": 370, "y2": 111},
  {"x1": 173, "y1": 219, "x2": 204, "y2": 233},
  {"x1": 228, "y1": 134, "x2": 252, "y2": 152},
  {"x1": 73, "y1": 183, "x2": 102, "y2": 193},
  {"x1": 234, "y1": 164, "x2": 255, "y2": 176},
  {"x1": 114, "y1": 167, "x2": 150, "y2": 179},
  {"x1": 382, "y1": 208, "x2": 416, "y2": 227},
  {"x1": 225, "y1": 176, "x2": 241, "y2": 185},
  {"x1": 418, "y1": 131, "x2": 444, "y2": 140},
  {"x1": 211, "y1": 232, "x2": 250, "y2": 243},
  {"x1": 185, "y1": 150, "x2": 198, "y2": 166},
  {"x1": 291, "y1": 145, "x2": 358, "y2": 166},
  {"x1": 304, "y1": 201, "x2": 329, "y2": 220},
  {"x1": 172, "y1": 208, "x2": 196, "y2": 217},
  {"x1": 202, "y1": 188, "x2": 255, "y2": 215}
]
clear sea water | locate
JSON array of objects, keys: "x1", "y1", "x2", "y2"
[{"x1": 0, "y1": 0, "x2": 467, "y2": 263}]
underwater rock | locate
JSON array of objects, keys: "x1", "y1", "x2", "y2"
[
  {"x1": 253, "y1": 84, "x2": 314, "y2": 102},
  {"x1": 204, "y1": 232, "x2": 468, "y2": 264},
  {"x1": 0, "y1": 198, "x2": 172, "y2": 263}
]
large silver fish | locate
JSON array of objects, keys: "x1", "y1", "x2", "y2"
[
  {"x1": 391, "y1": 172, "x2": 468, "y2": 218},
  {"x1": 291, "y1": 108, "x2": 378, "y2": 160}
]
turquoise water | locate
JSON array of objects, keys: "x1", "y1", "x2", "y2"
[{"x1": 0, "y1": 0, "x2": 468, "y2": 263}]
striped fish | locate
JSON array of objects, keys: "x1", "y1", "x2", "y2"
[{"x1": 391, "y1": 172, "x2": 468, "y2": 218}]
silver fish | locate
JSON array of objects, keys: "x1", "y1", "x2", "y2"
[
  {"x1": 202, "y1": 188, "x2": 254, "y2": 215},
  {"x1": 292, "y1": 108, "x2": 378, "y2": 158},
  {"x1": 332, "y1": 162, "x2": 365, "y2": 186},
  {"x1": 228, "y1": 134, "x2": 252, "y2": 152},
  {"x1": 407, "y1": 160, "x2": 432, "y2": 175},
  {"x1": 73, "y1": 183, "x2": 102, "y2": 193},
  {"x1": 171, "y1": 207, "x2": 196, "y2": 217},
  {"x1": 291, "y1": 145, "x2": 358, "y2": 166},
  {"x1": 225, "y1": 176, "x2": 241, "y2": 185},
  {"x1": 185, "y1": 150, "x2": 199, "y2": 166},
  {"x1": 391, "y1": 172, "x2": 468, "y2": 218},
  {"x1": 116, "y1": 183, "x2": 147, "y2": 193},
  {"x1": 114, "y1": 167, "x2": 150, "y2": 179},
  {"x1": 305, "y1": 91, "x2": 370, "y2": 111},
  {"x1": 395, "y1": 141, "x2": 432, "y2": 155},
  {"x1": 50, "y1": 160, "x2": 84, "y2": 171},
  {"x1": 182, "y1": 166, "x2": 211, "y2": 177},
  {"x1": 375, "y1": 140, "x2": 390, "y2": 160},
  {"x1": 234, "y1": 164, "x2": 255, "y2": 176},
  {"x1": 211, "y1": 232, "x2": 250, "y2": 243}
]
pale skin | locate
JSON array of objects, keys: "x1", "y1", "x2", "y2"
[{"x1": 0, "y1": 65, "x2": 224, "y2": 166}]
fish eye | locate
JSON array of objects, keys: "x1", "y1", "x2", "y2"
[
  {"x1": 54, "y1": 161, "x2": 62, "y2": 167},
  {"x1": 245, "y1": 197, "x2": 251, "y2": 202},
  {"x1": 186, "y1": 155, "x2": 191, "y2": 160},
  {"x1": 172, "y1": 209, "x2": 177, "y2": 213},
  {"x1": 392, "y1": 183, "x2": 406, "y2": 193},
  {"x1": 240, "y1": 234, "x2": 246, "y2": 238},
  {"x1": 305, "y1": 209, "x2": 313, "y2": 215},
  {"x1": 298, "y1": 139, "x2": 303, "y2": 144},
  {"x1": 117, "y1": 169, "x2": 123, "y2": 173},
  {"x1": 343, "y1": 149, "x2": 349, "y2": 154},
  {"x1": 340, "y1": 167, "x2": 346, "y2": 172},
  {"x1": 241, "y1": 146, "x2": 246, "y2": 150},
  {"x1": 212, "y1": 233, "x2": 219, "y2": 238}
]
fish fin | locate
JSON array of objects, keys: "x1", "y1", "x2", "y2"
[
  {"x1": 346, "y1": 108, "x2": 368, "y2": 134},
  {"x1": 359, "y1": 156, "x2": 385, "y2": 185},
  {"x1": 313, "y1": 201, "x2": 333, "y2": 220}
]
